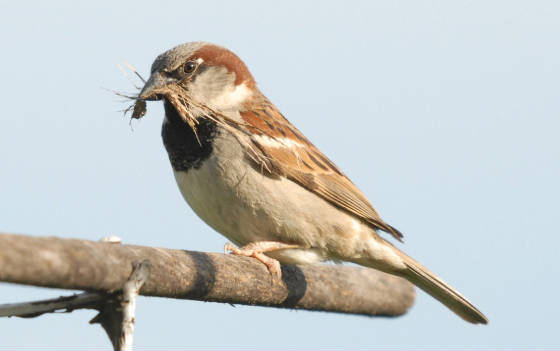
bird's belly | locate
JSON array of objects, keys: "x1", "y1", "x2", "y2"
[{"x1": 171, "y1": 132, "x2": 380, "y2": 265}]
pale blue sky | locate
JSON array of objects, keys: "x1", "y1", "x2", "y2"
[{"x1": 1, "y1": 0, "x2": 558, "y2": 349}]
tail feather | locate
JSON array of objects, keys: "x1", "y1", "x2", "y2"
[{"x1": 394, "y1": 248, "x2": 488, "y2": 324}]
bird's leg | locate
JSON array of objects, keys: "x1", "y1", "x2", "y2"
[{"x1": 224, "y1": 241, "x2": 302, "y2": 280}]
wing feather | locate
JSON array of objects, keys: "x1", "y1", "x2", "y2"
[{"x1": 239, "y1": 98, "x2": 403, "y2": 241}]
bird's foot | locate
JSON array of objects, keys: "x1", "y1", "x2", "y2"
[{"x1": 224, "y1": 241, "x2": 301, "y2": 281}]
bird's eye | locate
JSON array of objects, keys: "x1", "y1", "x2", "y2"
[{"x1": 183, "y1": 61, "x2": 197, "y2": 74}]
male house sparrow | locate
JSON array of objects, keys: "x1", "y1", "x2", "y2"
[{"x1": 135, "y1": 42, "x2": 487, "y2": 324}]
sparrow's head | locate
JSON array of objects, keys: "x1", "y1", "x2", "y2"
[{"x1": 138, "y1": 42, "x2": 256, "y2": 115}]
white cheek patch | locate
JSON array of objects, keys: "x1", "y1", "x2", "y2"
[
  {"x1": 189, "y1": 66, "x2": 253, "y2": 111},
  {"x1": 253, "y1": 134, "x2": 305, "y2": 149},
  {"x1": 210, "y1": 82, "x2": 253, "y2": 110}
]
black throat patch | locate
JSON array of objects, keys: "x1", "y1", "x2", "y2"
[{"x1": 161, "y1": 100, "x2": 217, "y2": 171}]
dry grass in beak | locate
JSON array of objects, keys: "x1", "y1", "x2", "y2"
[
  {"x1": 110, "y1": 60, "x2": 271, "y2": 167},
  {"x1": 112, "y1": 61, "x2": 149, "y2": 120}
]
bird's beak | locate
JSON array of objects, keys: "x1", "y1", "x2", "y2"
[{"x1": 139, "y1": 72, "x2": 167, "y2": 101}]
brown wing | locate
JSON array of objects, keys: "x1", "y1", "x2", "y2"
[{"x1": 239, "y1": 98, "x2": 403, "y2": 241}]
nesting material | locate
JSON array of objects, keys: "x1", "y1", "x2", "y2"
[{"x1": 131, "y1": 100, "x2": 146, "y2": 119}]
